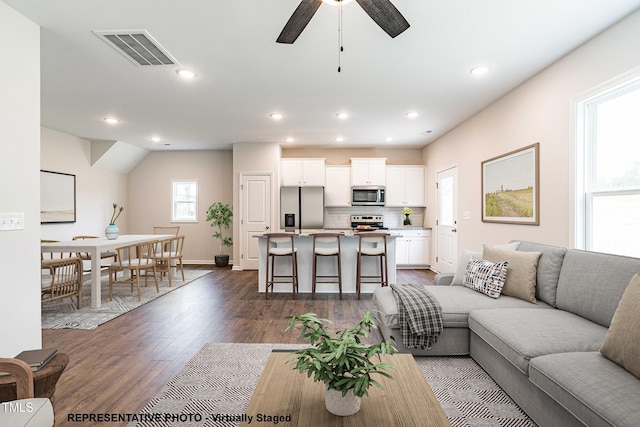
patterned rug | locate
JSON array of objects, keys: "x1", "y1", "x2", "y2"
[
  {"x1": 41, "y1": 269, "x2": 211, "y2": 330},
  {"x1": 130, "y1": 343, "x2": 536, "y2": 427}
]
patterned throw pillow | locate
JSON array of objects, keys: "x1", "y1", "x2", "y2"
[{"x1": 462, "y1": 257, "x2": 509, "y2": 298}]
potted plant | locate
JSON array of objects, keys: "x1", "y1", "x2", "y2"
[
  {"x1": 205, "y1": 202, "x2": 233, "y2": 267},
  {"x1": 285, "y1": 311, "x2": 396, "y2": 416}
]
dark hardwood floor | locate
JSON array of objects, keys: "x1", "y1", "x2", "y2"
[{"x1": 43, "y1": 267, "x2": 435, "y2": 426}]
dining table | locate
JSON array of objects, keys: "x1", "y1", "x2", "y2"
[{"x1": 41, "y1": 234, "x2": 172, "y2": 308}]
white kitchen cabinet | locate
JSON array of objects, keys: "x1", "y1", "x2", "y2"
[
  {"x1": 395, "y1": 229, "x2": 430, "y2": 268},
  {"x1": 281, "y1": 158, "x2": 325, "y2": 186},
  {"x1": 350, "y1": 158, "x2": 386, "y2": 186},
  {"x1": 385, "y1": 166, "x2": 425, "y2": 207},
  {"x1": 324, "y1": 166, "x2": 351, "y2": 206}
]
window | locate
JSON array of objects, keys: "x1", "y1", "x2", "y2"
[
  {"x1": 172, "y1": 180, "x2": 198, "y2": 222},
  {"x1": 575, "y1": 71, "x2": 640, "y2": 257}
]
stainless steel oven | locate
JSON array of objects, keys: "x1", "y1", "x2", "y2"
[{"x1": 351, "y1": 186, "x2": 385, "y2": 206}]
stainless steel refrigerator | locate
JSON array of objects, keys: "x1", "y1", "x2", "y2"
[{"x1": 280, "y1": 186, "x2": 324, "y2": 231}]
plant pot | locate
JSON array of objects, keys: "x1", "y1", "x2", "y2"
[
  {"x1": 105, "y1": 223, "x2": 119, "y2": 240},
  {"x1": 325, "y1": 387, "x2": 361, "y2": 417},
  {"x1": 214, "y1": 254, "x2": 230, "y2": 267}
]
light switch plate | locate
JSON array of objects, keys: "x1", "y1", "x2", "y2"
[{"x1": 0, "y1": 212, "x2": 25, "y2": 231}]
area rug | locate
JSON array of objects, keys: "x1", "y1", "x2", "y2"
[
  {"x1": 41, "y1": 269, "x2": 211, "y2": 330},
  {"x1": 129, "y1": 343, "x2": 536, "y2": 427}
]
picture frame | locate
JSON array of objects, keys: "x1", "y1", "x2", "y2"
[
  {"x1": 40, "y1": 170, "x2": 76, "y2": 223},
  {"x1": 481, "y1": 143, "x2": 539, "y2": 225}
]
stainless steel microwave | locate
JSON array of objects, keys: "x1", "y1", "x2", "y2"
[{"x1": 351, "y1": 186, "x2": 385, "y2": 206}]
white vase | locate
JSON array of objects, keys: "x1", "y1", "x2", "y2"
[
  {"x1": 105, "y1": 223, "x2": 119, "y2": 240},
  {"x1": 325, "y1": 387, "x2": 361, "y2": 416}
]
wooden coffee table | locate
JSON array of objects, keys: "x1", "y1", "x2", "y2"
[{"x1": 241, "y1": 351, "x2": 450, "y2": 426}]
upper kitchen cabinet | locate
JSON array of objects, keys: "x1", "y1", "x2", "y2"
[
  {"x1": 325, "y1": 166, "x2": 351, "y2": 206},
  {"x1": 386, "y1": 166, "x2": 426, "y2": 207},
  {"x1": 350, "y1": 158, "x2": 386, "y2": 186},
  {"x1": 281, "y1": 158, "x2": 325, "y2": 186}
]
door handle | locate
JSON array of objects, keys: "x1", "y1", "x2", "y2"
[
  {"x1": 266, "y1": 226, "x2": 270, "y2": 230},
  {"x1": 451, "y1": 228, "x2": 457, "y2": 233}
]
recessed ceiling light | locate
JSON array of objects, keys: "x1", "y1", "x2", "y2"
[
  {"x1": 335, "y1": 136, "x2": 344, "y2": 142},
  {"x1": 336, "y1": 112, "x2": 349, "y2": 120},
  {"x1": 270, "y1": 113, "x2": 284, "y2": 120},
  {"x1": 150, "y1": 136, "x2": 161, "y2": 142},
  {"x1": 103, "y1": 117, "x2": 120, "y2": 125},
  {"x1": 384, "y1": 137, "x2": 393, "y2": 142},
  {"x1": 285, "y1": 137, "x2": 295, "y2": 143},
  {"x1": 176, "y1": 68, "x2": 198, "y2": 79},
  {"x1": 322, "y1": 0, "x2": 354, "y2": 5},
  {"x1": 406, "y1": 111, "x2": 419, "y2": 119},
  {"x1": 470, "y1": 66, "x2": 489, "y2": 76}
]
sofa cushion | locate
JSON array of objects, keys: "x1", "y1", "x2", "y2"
[
  {"x1": 516, "y1": 241, "x2": 566, "y2": 307},
  {"x1": 469, "y1": 308, "x2": 607, "y2": 375},
  {"x1": 530, "y1": 352, "x2": 640, "y2": 427},
  {"x1": 600, "y1": 273, "x2": 640, "y2": 379},
  {"x1": 373, "y1": 286, "x2": 549, "y2": 329},
  {"x1": 462, "y1": 257, "x2": 509, "y2": 298},
  {"x1": 450, "y1": 242, "x2": 520, "y2": 285},
  {"x1": 556, "y1": 249, "x2": 640, "y2": 327},
  {"x1": 483, "y1": 245, "x2": 541, "y2": 303}
]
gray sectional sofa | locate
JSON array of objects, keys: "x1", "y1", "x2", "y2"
[{"x1": 372, "y1": 241, "x2": 640, "y2": 427}]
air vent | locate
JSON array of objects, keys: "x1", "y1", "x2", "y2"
[{"x1": 93, "y1": 30, "x2": 178, "y2": 66}]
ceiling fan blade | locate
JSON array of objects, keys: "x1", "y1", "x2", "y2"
[
  {"x1": 355, "y1": 0, "x2": 410, "y2": 38},
  {"x1": 277, "y1": 0, "x2": 323, "y2": 44}
]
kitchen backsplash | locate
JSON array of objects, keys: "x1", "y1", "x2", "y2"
[{"x1": 324, "y1": 207, "x2": 425, "y2": 229}]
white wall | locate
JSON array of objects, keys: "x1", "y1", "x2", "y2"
[
  {"x1": 423, "y1": 9, "x2": 640, "y2": 263},
  {"x1": 127, "y1": 150, "x2": 233, "y2": 262},
  {"x1": 40, "y1": 127, "x2": 129, "y2": 240},
  {"x1": 0, "y1": 2, "x2": 41, "y2": 356}
]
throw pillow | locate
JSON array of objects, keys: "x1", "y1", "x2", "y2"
[
  {"x1": 451, "y1": 242, "x2": 521, "y2": 285},
  {"x1": 462, "y1": 257, "x2": 509, "y2": 299},
  {"x1": 483, "y1": 245, "x2": 541, "y2": 303},
  {"x1": 600, "y1": 273, "x2": 640, "y2": 379}
]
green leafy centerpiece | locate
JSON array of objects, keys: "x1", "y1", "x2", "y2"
[{"x1": 285, "y1": 312, "x2": 397, "y2": 416}]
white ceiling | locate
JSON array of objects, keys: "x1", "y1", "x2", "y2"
[{"x1": 6, "y1": 0, "x2": 640, "y2": 151}]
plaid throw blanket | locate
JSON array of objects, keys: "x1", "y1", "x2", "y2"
[{"x1": 390, "y1": 284, "x2": 443, "y2": 350}]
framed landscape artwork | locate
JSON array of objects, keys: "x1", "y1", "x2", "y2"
[
  {"x1": 41, "y1": 170, "x2": 76, "y2": 223},
  {"x1": 481, "y1": 143, "x2": 540, "y2": 225}
]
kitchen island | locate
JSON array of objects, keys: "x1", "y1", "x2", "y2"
[{"x1": 256, "y1": 231, "x2": 398, "y2": 295}]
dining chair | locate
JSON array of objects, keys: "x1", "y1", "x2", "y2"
[
  {"x1": 40, "y1": 240, "x2": 63, "y2": 267},
  {"x1": 41, "y1": 256, "x2": 83, "y2": 309},
  {"x1": 108, "y1": 241, "x2": 159, "y2": 301},
  {"x1": 153, "y1": 226, "x2": 180, "y2": 236},
  {"x1": 0, "y1": 359, "x2": 54, "y2": 426},
  {"x1": 72, "y1": 235, "x2": 117, "y2": 272},
  {"x1": 154, "y1": 235, "x2": 185, "y2": 287}
]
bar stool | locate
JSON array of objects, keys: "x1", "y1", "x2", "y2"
[
  {"x1": 264, "y1": 233, "x2": 298, "y2": 299},
  {"x1": 355, "y1": 232, "x2": 390, "y2": 300},
  {"x1": 310, "y1": 233, "x2": 343, "y2": 299}
]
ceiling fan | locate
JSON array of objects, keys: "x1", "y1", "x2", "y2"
[{"x1": 276, "y1": 0, "x2": 410, "y2": 44}]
